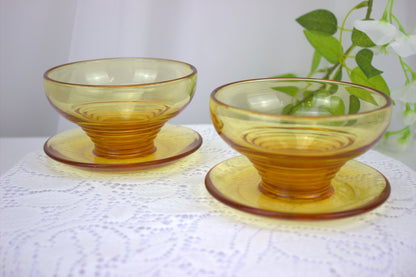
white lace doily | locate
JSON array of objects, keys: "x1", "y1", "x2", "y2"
[{"x1": 1, "y1": 125, "x2": 416, "y2": 276}]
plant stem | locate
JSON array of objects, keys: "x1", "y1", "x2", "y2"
[
  {"x1": 325, "y1": 0, "x2": 374, "y2": 79},
  {"x1": 326, "y1": 1, "x2": 373, "y2": 80},
  {"x1": 285, "y1": 85, "x2": 326, "y2": 115},
  {"x1": 322, "y1": 45, "x2": 355, "y2": 80},
  {"x1": 287, "y1": 1, "x2": 375, "y2": 115},
  {"x1": 366, "y1": 0, "x2": 373, "y2": 19}
]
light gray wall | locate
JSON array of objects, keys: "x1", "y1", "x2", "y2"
[
  {"x1": 1, "y1": 0, "x2": 415, "y2": 136},
  {"x1": 0, "y1": 0, "x2": 77, "y2": 136}
]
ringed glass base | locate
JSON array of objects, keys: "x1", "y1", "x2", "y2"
[
  {"x1": 205, "y1": 155, "x2": 390, "y2": 220},
  {"x1": 44, "y1": 124, "x2": 202, "y2": 170}
]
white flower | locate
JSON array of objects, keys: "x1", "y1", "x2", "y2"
[
  {"x1": 354, "y1": 20, "x2": 398, "y2": 45},
  {"x1": 354, "y1": 19, "x2": 416, "y2": 58},
  {"x1": 401, "y1": 103, "x2": 416, "y2": 126},
  {"x1": 388, "y1": 33, "x2": 416, "y2": 57},
  {"x1": 369, "y1": 45, "x2": 389, "y2": 55},
  {"x1": 391, "y1": 81, "x2": 416, "y2": 103},
  {"x1": 382, "y1": 127, "x2": 413, "y2": 152}
]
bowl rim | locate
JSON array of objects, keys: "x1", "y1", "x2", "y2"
[
  {"x1": 210, "y1": 77, "x2": 392, "y2": 119},
  {"x1": 43, "y1": 57, "x2": 197, "y2": 88}
]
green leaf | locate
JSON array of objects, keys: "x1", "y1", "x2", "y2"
[
  {"x1": 350, "y1": 67, "x2": 390, "y2": 97},
  {"x1": 282, "y1": 104, "x2": 300, "y2": 115},
  {"x1": 348, "y1": 95, "x2": 360, "y2": 114},
  {"x1": 296, "y1": 9, "x2": 338, "y2": 35},
  {"x1": 354, "y1": 1, "x2": 369, "y2": 9},
  {"x1": 330, "y1": 96, "x2": 345, "y2": 115},
  {"x1": 346, "y1": 88, "x2": 378, "y2": 106},
  {"x1": 271, "y1": 86, "x2": 299, "y2": 97},
  {"x1": 348, "y1": 68, "x2": 380, "y2": 105},
  {"x1": 328, "y1": 83, "x2": 339, "y2": 95},
  {"x1": 351, "y1": 28, "x2": 376, "y2": 47},
  {"x1": 282, "y1": 103, "x2": 295, "y2": 115},
  {"x1": 333, "y1": 69, "x2": 342, "y2": 81},
  {"x1": 310, "y1": 51, "x2": 322, "y2": 75},
  {"x1": 318, "y1": 106, "x2": 336, "y2": 116},
  {"x1": 303, "y1": 90, "x2": 315, "y2": 98},
  {"x1": 304, "y1": 30, "x2": 343, "y2": 64},
  {"x1": 318, "y1": 96, "x2": 345, "y2": 116},
  {"x1": 356, "y1": 49, "x2": 383, "y2": 78}
]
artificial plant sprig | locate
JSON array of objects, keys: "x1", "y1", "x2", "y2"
[{"x1": 281, "y1": 0, "x2": 416, "y2": 150}]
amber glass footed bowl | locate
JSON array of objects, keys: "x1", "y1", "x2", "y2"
[
  {"x1": 44, "y1": 57, "x2": 197, "y2": 160},
  {"x1": 209, "y1": 78, "x2": 392, "y2": 203}
]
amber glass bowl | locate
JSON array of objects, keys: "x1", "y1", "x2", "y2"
[
  {"x1": 207, "y1": 78, "x2": 392, "y2": 219},
  {"x1": 44, "y1": 57, "x2": 197, "y2": 162}
]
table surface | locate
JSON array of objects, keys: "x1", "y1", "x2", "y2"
[
  {"x1": 0, "y1": 137, "x2": 47, "y2": 177},
  {"x1": 1, "y1": 124, "x2": 416, "y2": 277}
]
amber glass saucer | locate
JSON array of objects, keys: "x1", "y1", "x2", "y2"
[
  {"x1": 44, "y1": 124, "x2": 202, "y2": 169},
  {"x1": 205, "y1": 156, "x2": 390, "y2": 220}
]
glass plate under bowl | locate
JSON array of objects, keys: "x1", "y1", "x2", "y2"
[
  {"x1": 44, "y1": 124, "x2": 202, "y2": 170},
  {"x1": 205, "y1": 155, "x2": 390, "y2": 220}
]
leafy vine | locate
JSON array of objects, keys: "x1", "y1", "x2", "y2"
[{"x1": 280, "y1": 0, "x2": 416, "y2": 150}]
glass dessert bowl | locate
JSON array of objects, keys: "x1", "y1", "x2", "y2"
[
  {"x1": 43, "y1": 57, "x2": 201, "y2": 169},
  {"x1": 206, "y1": 78, "x2": 392, "y2": 220}
]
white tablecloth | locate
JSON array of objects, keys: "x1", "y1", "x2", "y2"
[{"x1": 1, "y1": 125, "x2": 416, "y2": 276}]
